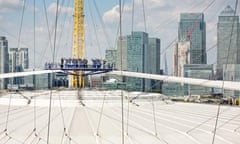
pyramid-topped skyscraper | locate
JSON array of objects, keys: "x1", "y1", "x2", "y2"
[
  {"x1": 220, "y1": 5, "x2": 235, "y2": 16},
  {"x1": 217, "y1": 5, "x2": 240, "y2": 79}
]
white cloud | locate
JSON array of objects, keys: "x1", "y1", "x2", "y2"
[
  {"x1": 0, "y1": 0, "x2": 23, "y2": 13},
  {"x1": 103, "y1": 0, "x2": 169, "y2": 25},
  {"x1": 103, "y1": 5, "x2": 120, "y2": 24},
  {"x1": 47, "y1": 2, "x2": 73, "y2": 15},
  {"x1": 35, "y1": 26, "x2": 45, "y2": 32}
]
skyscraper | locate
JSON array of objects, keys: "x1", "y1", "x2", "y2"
[
  {"x1": 9, "y1": 48, "x2": 29, "y2": 72},
  {"x1": 116, "y1": 32, "x2": 161, "y2": 91},
  {"x1": 116, "y1": 36, "x2": 128, "y2": 71},
  {"x1": 164, "y1": 53, "x2": 168, "y2": 75},
  {"x1": 148, "y1": 38, "x2": 161, "y2": 75},
  {"x1": 217, "y1": 5, "x2": 240, "y2": 79},
  {"x1": 173, "y1": 41, "x2": 190, "y2": 77},
  {"x1": 148, "y1": 38, "x2": 161, "y2": 89},
  {"x1": 127, "y1": 32, "x2": 148, "y2": 91},
  {"x1": 105, "y1": 49, "x2": 117, "y2": 69},
  {"x1": 178, "y1": 13, "x2": 206, "y2": 64},
  {"x1": 9, "y1": 48, "x2": 29, "y2": 85},
  {"x1": 0, "y1": 36, "x2": 9, "y2": 89}
]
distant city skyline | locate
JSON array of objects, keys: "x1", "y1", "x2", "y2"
[{"x1": 0, "y1": 0, "x2": 238, "y2": 73}]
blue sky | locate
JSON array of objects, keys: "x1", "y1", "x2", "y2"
[{"x1": 0, "y1": 0, "x2": 239, "y2": 73}]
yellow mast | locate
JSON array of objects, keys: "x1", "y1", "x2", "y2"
[{"x1": 72, "y1": 0, "x2": 84, "y2": 87}]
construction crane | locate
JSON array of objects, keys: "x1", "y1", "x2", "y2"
[
  {"x1": 45, "y1": 1, "x2": 113, "y2": 87},
  {"x1": 72, "y1": 0, "x2": 85, "y2": 87},
  {"x1": 187, "y1": 21, "x2": 199, "y2": 41}
]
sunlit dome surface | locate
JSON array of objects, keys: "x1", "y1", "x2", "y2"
[{"x1": 0, "y1": 90, "x2": 240, "y2": 144}]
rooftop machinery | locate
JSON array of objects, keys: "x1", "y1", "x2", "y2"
[{"x1": 72, "y1": 0, "x2": 84, "y2": 87}]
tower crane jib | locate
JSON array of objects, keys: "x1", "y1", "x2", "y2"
[{"x1": 72, "y1": 0, "x2": 85, "y2": 87}]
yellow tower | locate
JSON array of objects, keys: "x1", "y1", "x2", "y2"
[{"x1": 72, "y1": 0, "x2": 84, "y2": 87}]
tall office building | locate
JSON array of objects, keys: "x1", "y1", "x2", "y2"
[
  {"x1": 173, "y1": 41, "x2": 190, "y2": 77},
  {"x1": 9, "y1": 48, "x2": 29, "y2": 72},
  {"x1": 0, "y1": 36, "x2": 9, "y2": 89},
  {"x1": 127, "y1": 32, "x2": 148, "y2": 91},
  {"x1": 178, "y1": 13, "x2": 206, "y2": 64},
  {"x1": 148, "y1": 38, "x2": 161, "y2": 75},
  {"x1": 116, "y1": 36, "x2": 128, "y2": 71},
  {"x1": 104, "y1": 49, "x2": 118, "y2": 84},
  {"x1": 9, "y1": 48, "x2": 29, "y2": 85},
  {"x1": 116, "y1": 32, "x2": 161, "y2": 91},
  {"x1": 164, "y1": 53, "x2": 168, "y2": 75},
  {"x1": 217, "y1": 5, "x2": 240, "y2": 79},
  {"x1": 105, "y1": 49, "x2": 117, "y2": 69},
  {"x1": 148, "y1": 38, "x2": 161, "y2": 89}
]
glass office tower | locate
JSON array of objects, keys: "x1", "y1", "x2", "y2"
[
  {"x1": 117, "y1": 32, "x2": 161, "y2": 91},
  {"x1": 178, "y1": 13, "x2": 206, "y2": 64},
  {"x1": 127, "y1": 32, "x2": 148, "y2": 91},
  {"x1": 217, "y1": 5, "x2": 240, "y2": 79}
]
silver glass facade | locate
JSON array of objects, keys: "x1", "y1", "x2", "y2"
[
  {"x1": 24, "y1": 72, "x2": 52, "y2": 89},
  {"x1": 9, "y1": 48, "x2": 29, "y2": 72},
  {"x1": 0, "y1": 36, "x2": 9, "y2": 89},
  {"x1": 222, "y1": 64, "x2": 240, "y2": 97},
  {"x1": 116, "y1": 32, "x2": 161, "y2": 91},
  {"x1": 178, "y1": 13, "x2": 206, "y2": 64},
  {"x1": 184, "y1": 64, "x2": 213, "y2": 96},
  {"x1": 148, "y1": 38, "x2": 161, "y2": 75},
  {"x1": 148, "y1": 38, "x2": 161, "y2": 90},
  {"x1": 217, "y1": 5, "x2": 240, "y2": 79},
  {"x1": 105, "y1": 49, "x2": 117, "y2": 69},
  {"x1": 117, "y1": 36, "x2": 128, "y2": 71},
  {"x1": 105, "y1": 49, "x2": 119, "y2": 84},
  {"x1": 162, "y1": 83, "x2": 184, "y2": 96},
  {"x1": 116, "y1": 36, "x2": 129, "y2": 84},
  {"x1": 9, "y1": 48, "x2": 29, "y2": 85},
  {"x1": 127, "y1": 32, "x2": 148, "y2": 91}
]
